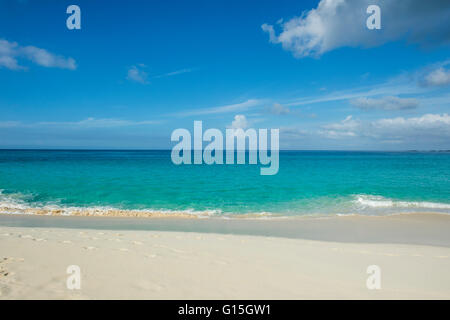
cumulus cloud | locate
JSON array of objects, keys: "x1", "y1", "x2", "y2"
[
  {"x1": 320, "y1": 113, "x2": 450, "y2": 144},
  {"x1": 262, "y1": 0, "x2": 450, "y2": 58},
  {"x1": 127, "y1": 65, "x2": 148, "y2": 84},
  {"x1": 0, "y1": 39, "x2": 76, "y2": 70},
  {"x1": 351, "y1": 96, "x2": 419, "y2": 111},
  {"x1": 424, "y1": 67, "x2": 450, "y2": 87},
  {"x1": 230, "y1": 115, "x2": 248, "y2": 130},
  {"x1": 321, "y1": 115, "x2": 359, "y2": 138}
]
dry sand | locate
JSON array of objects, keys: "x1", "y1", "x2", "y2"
[{"x1": 0, "y1": 214, "x2": 449, "y2": 299}]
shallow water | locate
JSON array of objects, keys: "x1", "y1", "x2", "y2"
[{"x1": 0, "y1": 150, "x2": 449, "y2": 217}]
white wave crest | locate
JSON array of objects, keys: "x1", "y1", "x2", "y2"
[
  {"x1": 0, "y1": 190, "x2": 221, "y2": 218},
  {"x1": 354, "y1": 195, "x2": 450, "y2": 210}
]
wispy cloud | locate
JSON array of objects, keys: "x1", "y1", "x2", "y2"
[
  {"x1": 284, "y1": 82, "x2": 424, "y2": 107},
  {"x1": 269, "y1": 103, "x2": 291, "y2": 115},
  {"x1": 0, "y1": 121, "x2": 21, "y2": 128},
  {"x1": 39, "y1": 117, "x2": 160, "y2": 128},
  {"x1": 1, "y1": 118, "x2": 161, "y2": 129},
  {"x1": 0, "y1": 39, "x2": 76, "y2": 70},
  {"x1": 172, "y1": 99, "x2": 265, "y2": 117},
  {"x1": 127, "y1": 66, "x2": 194, "y2": 83},
  {"x1": 153, "y1": 68, "x2": 194, "y2": 78}
]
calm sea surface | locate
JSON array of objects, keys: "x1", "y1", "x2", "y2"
[{"x1": 0, "y1": 150, "x2": 449, "y2": 217}]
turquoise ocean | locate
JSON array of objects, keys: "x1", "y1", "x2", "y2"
[{"x1": 0, "y1": 150, "x2": 449, "y2": 218}]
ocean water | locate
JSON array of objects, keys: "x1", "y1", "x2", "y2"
[{"x1": 0, "y1": 150, "x2": 449, "y2": 218}]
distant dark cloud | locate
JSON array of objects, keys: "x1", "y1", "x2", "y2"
[
  {"x1": 351, "y1": 96, "x2": 419, "y2": 111},
  {"x1": 262, "y1": 0, "x2": 450, "y2": 58}
]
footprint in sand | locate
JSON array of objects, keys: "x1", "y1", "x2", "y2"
[
  {"x1": 383, "y1": 253, "x2": 399, "y2": 257},
  {"x1": 62, "y1": 240, "x2": 72, "y2": 244},
  {"x1": 154, "y1": 244, "x2": 187, "y2": 254},
  {"x1": 83, "y1": 246, "x2": 97, "y2": 250},
  {"x1": 132, "y1": 241, "x2": 143, "y2": 245},
  {"x1": 19, "y1": 235, "x2": 33, "y2": 239}
]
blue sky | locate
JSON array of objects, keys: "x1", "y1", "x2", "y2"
[{"x1": 0, "y1": 0, "x2": 449, "y2": 149}]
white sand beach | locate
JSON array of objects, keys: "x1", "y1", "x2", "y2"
[{"x1": 0, "y1": 213, "x2": 450, "y2": 299}]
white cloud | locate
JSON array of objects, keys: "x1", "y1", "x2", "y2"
[
  {"x1": 229, "y1": 115, "x2": 248, "y2": 130},
  {"x1": 321, "y1": 115, "x2": 359, "y2": 138},
  {"x1": 262, "y1": 0, "x2": 450, "y2": 58},
  {"x1": 375, "y1": 114, "x2": 450, "y2": 130},
  {"x1": 424, "y1": 67, "x2": 450, "y2": 87},
  {"x1": 127, "y1": 65, "x2": 148, "y2": 84},
  {"x1": 21, "y1": 46, "x2": 76, "y2": 69},
  {"x1": 320, "y1": 113, "x2": 450, "y2": 143},
  {"x1": 0, "y1": 39, "x2": 76, "y2": 70},
  {"x1": 351, "y1": 96, "x2": 419, "y2": 111}
]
